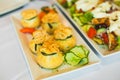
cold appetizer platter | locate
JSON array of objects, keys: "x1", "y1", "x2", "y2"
[
  {"x1": 56, "y1": 0, "x2": 120, "y2": 57},
  {"x1": 11, "y1": 1, "x2": 100, "y2": 80}
]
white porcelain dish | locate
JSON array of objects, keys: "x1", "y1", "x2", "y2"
[
  {"x1": 55, "y1": 0, "x2": 120, "y2": 57},
  {"x1": 11, "y1": 1, "x2": 100, "y2": 80},
  {"x1": 0, "y1": 0, "x2": 30, "y2": 15}
]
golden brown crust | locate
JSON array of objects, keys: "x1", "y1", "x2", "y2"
[
  {"x1": 32, "y1": 30, "x2": 50, "y2": 44},
  {"x1": 98, "y1": 0, "x2": 105, "y2": 5},
  {"x1": 56, "y1": 36, "x2": 76, "y2": 52},
  {"x1": 21, "y1": 17, "x2": 40, "y2": 28},
  {"x1": 41, "y1": 12, "x2": 60, "y2": 23},
  {"x1": 36, "y1": 52, "x2": 63, "y2": 69},
  {"x1": 54, "y1": 26, "x2": 73, "y2": 40},
  {"x1": 39, "y1": 39, "x2": 60, "y2": 54}
]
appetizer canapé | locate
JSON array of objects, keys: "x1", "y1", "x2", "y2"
[
  {"x1": 21, "y1": 9, "x2": 40, "y2": 28},
  {"x1": 54, "y1": 26, "x2": 76, "y2": 52}
]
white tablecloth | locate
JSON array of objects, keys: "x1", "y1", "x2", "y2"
[{"x1": 0, "y1": 1, "x2": 120, "y2": 80}]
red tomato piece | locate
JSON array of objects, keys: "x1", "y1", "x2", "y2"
[
  {"x1": 38, "y1": 11, "x2": 46, "y2": 20},
  {"x1": 87, "y1": 27, "x2": 97, "y2": 39},
  {"x1": 102, "y1": 33, "x2": 109, "y2": 44},
  {"x1": 20, "y1": 28, "x2": 35, "y2": 34}
]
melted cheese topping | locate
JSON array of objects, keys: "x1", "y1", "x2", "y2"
[
  {"x1": 92, "y1": 1, "x2": 112, "y2": 18},
  {"x1": 109, "y1": 11, "x2": 120, "y2": 32},
  {"x1": 75, "y1": 0, "x2": 99, "y2": 11}
]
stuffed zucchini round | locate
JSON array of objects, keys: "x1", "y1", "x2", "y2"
[
  {"x1": 54, "y1": 26, "x2": 76, "y2": 52},
  {"x1": 29, "y1": 40, "x2": 42, "y2": 54},
  {"x1": 36, "y1": 40, "x2": 64, "y2": 69},
  {"x1": 21, "y1": 9, "x2": 40, "y2": 28},
  {"x1": 29, "y1": 30, "x2": 50, "y2": 54},
  {"x1": 41, "y1": 12, "x2": 61, "y2": 34}
]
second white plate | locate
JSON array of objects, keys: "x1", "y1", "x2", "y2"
[{"x1": 0, "y1": 0, "x2": 30, "y2": 15}]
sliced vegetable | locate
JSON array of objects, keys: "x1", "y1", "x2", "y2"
[
  {"x1": 56, "y1": 35, "x2": 72, "y2": 41},
  {"x1": 67, "y1": 1, "x2": 72, "y2": 7},
  {"x1": 93, "y1": 37, "x2": 103, "y2": 45},
  {"x1": 20, "y1": 28, "x2": 35, "y2": 34},
  {"x1": 73, "y1": 16, "x2": 82, "y2": 26},
  {"x1": 117, "y1": 36, "x2": 120, "y2": 44},
  {"x1": 70, "y1": 46, "x2": 86, "y2": 58},
  {"x1": 67, "y1": 0, "x2": 78, "y2": 7},
  {"x1": 72, "y1": 13, "x2": 83, "y2": 17},
  {"x1": 84, "y1": 12, "x2": 94, "y2": 22},
  {"x1": 62, "y1": 1, "x2": 68, "y2": 8},
  {"x1": 79, "y1": 57, "x2": 89, "y2": 66},
  {"x1": 81, "y1": 46, "x2": 89, "y2": 57},
  {"x1": 69, "y1": 5, "x2": 76, "y2": 14},
  {"x1": 97, "y1": 28, "x2": 106, "y2": 35},
  {"x1": 79, "y1": 12, "x2": 93, "y2": 24},
  {"x1": 102, "y1": 33, "x2": 109, "y2": 44},
  {"x1": 87, "y1": 27, "x2": 97, "y2": 39},
  {"x1": 65, "y1": 45, "x2": 89, "y2": 66},
  {"x1": 79, "y1": 16, "x2": 88, "y2": 24},
  {"x1": 48, "y1": 23, "x2": 53, "y2": 29},
  {"x1": 65, "y1": 52, "x2": 81, "y2": 66},
  {"x1": 41, "y1": 52, "x2": 57, "y2": 56},
  {"x1": 82, "y1": 25, "x2": 91, "y2": 32}
]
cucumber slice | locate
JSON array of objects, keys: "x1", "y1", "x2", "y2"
[
  {"x1": 79, "y1": 57, "x2": 89, "y2": 66},
  {"x1": 65, "y1": 52, "x2": 81, "y2": 66},
  {"x1": 70, "y1": 46, "x2": 86, "y2": 58},
  {"x1": 97, "y1": 28, "x2": 106, "y2": 35},
  {"x1": 81, "y1": 46, "x2": 89, "y2": 57}
]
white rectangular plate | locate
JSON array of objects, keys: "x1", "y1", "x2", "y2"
[
  {"x1": 55, "y1": 0, "x2": 120, "y2": 57},
  {"x1": 11, "y1": 1, "x2": 100, "y2": 80},
  {"x1": 0, "y1": 0, "x2": 30, "y2": 15}
]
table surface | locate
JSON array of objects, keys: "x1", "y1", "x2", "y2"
[{"x1": 0, "y1": 1, "x2": 120, "y2": 80}]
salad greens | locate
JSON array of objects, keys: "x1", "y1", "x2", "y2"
[{"x1": 58, "y1": 0, "x2": 120, "y2": 51}]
